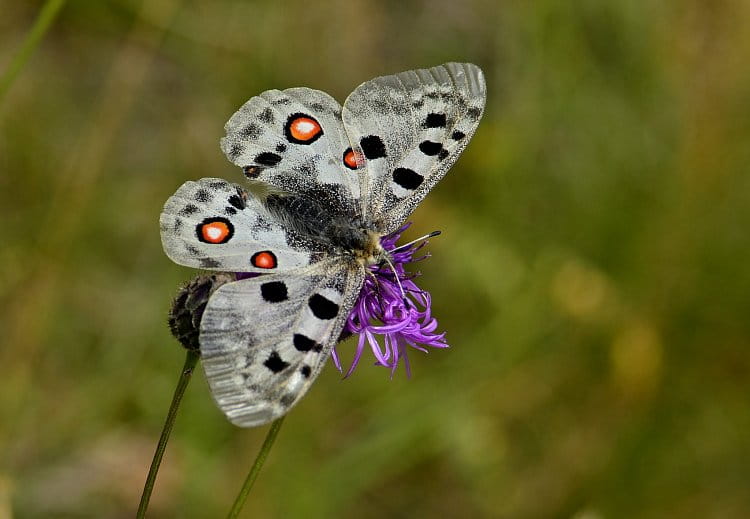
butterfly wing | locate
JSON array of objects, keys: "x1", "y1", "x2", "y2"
[
  {"x1": 165, "y1": 64, "x2": 486, "y2": 427},
  {"x1": 160, "y1": 178, "x2": 321, "y2": 273},
  {"x1": 220, "y1": 87, "x2": 361, "y2": 219},
  {"x1": 342, "y1": 62, "x2": 486, "y2": 233},
  {"x1": 199, "y1": 262, "x2": 364, "y2": 426}
]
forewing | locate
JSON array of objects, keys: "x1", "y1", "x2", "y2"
[
  {"x1": 221, "y1": 88, "x2": 361, "y2": 219},
  {"x1": 342, "y1": 62, "x2": 486, "y2": 233},
  {"x1": 160, "y1": 178, "x2": 321, "y2": 273},
  {"x1": 199, "y1": 262, "x2": 364, "y2": 427}
]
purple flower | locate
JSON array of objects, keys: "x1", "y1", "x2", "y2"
[{"x1": 332, "y1": 223, "x2": 448, "y2": 377}]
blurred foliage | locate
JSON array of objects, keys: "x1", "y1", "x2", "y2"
[{"x1": 1, "y1": 0, "x2": 749, "y2": 517}]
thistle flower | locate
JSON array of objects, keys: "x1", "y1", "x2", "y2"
[{"x1": 333, "y1": 223, "x2": 448, "y2": 377}]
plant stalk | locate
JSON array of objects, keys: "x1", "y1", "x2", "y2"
[
  {"x1": 226, "y1": 416, "x2": 286, "y2": 518},
  {"x1": 137, "y1": 349, "x2": 200, "y2": 518}
]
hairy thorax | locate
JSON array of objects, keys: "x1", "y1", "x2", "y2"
[
  {"x1": 264, "y1": 192, "x2": 386, "y2": 267},
  {"x1": 325, "y1": 223, "x2": 385, "y2": 267}
]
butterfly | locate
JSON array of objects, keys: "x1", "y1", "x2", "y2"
[{"x1": 160, "y1": 63, "x2": 486, "y2": 426}]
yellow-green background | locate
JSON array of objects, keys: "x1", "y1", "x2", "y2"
[{"x1": 1, "y1": 1, "x2": 749, "y2": 517}]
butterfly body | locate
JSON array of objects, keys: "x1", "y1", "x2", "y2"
[
  {"x1": 160, "y1": 63, "x2": 486, "y2": 426},
  {"x1": 263, "y1": 191, "x2": 384, "y2": 266}
]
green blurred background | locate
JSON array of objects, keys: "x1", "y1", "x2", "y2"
[{"x1": 1, "y1": 1, "x2": 749, "y2": 517}]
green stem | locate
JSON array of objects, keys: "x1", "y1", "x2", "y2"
[
  {"x1": 137, "y1": 349, "x2": 200, "y2": 519},
  {"x1": 0, "y1": 0, "x2": 67, "y2": 105},
  {"x1": 226, "y1": 416, "x2": 286, "y2": 518}
]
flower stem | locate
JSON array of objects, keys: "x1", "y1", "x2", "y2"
[
  {"x1": 226, "y1": 416, "x2": 286, "y2": 518},
  {"x1": 137, "y1": 349, "x2": 200, "y2": 519},
  {"x1": 0, "y1": 0, "x2": 67, "y2": 106}
]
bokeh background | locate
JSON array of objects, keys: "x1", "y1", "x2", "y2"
[{"x1": 1, "y1": 1, "x2": 749, "y2": 517}]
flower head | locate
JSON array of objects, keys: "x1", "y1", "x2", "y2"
[{"x1": 333, "y1": 223, "x2": 448, "y2": 377}]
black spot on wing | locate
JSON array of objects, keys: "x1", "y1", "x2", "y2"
[
  {"x1": 208, "y1": 181, "x2": 229, "y2": 190},
  {"x1": 293, "y1": 333, "x2": 322, "y2": 352},
  {"x1": 228, "y1": 143, "x2": 244, "y2": 160},
  {"x1": 275, "y1": 143, "x2": 287, "y2": 153},
  {"x1": 419, "y1": 140, "x2": 443, "y2": 156},
  {"x1": 195, "y1": 189, "x2": 212, "y2": 202},
  {"x1": 308, "y1": 294, "x2": 339, "y2": 320},
  {"x1": 272, "y1": 97, "x2": 292, "y2": 106},
  {"x1": 260, "y1": 281, "x2": 288, "y2": 303},
  {"x1": 228, "y1": 194, "x2": 245, "y2": 210},
  {"x1": 301, "y1": 365, "x2": 312, "y2": 378},
  {"x1": 423, "y1": 113, "x2": 447, "y2": 128},
  {"x1": 225, "y1": 206, "x2": 237, "y2": 215},
  {"x1": 264, "y1": 351, "x2": 290, "y2": 373},
  {"x1": 258, "y1": 107, "x2": 275, "y2": 123},
  {"x1": 451, "y1": 130, "x2": 465, "y2": 141},
  {"x1": 393, "y1": 168, "x2": 424, "y2": 190},
  {"x1": 179, "y1": 204, "x2": 198, "y2": 216},
  {"x1": 360, "y1": 135, "x2": 386, "y2": 159},
  {"x1": 255, "y1": 152, "x2": 282, "y2": 166},
  {"x1": 438, "y1": 148, "x2": 449, "y2": 161},
  {"x1": 240, "y1": 123, "x2": 261, "y2": 139}
]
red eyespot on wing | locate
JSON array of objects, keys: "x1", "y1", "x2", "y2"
[
  {"x1": 251, "y1": 250, "x2": 277, "y2": 269},
  {"x1": 197, "y1": 218, "x2": 233, "y2": 244},
  {"x1": 342, "y1": 147, "x2": 362, "y2": 170},
  {"x1": 285, "y1": 114, "x2": 323, "y2": 144}
]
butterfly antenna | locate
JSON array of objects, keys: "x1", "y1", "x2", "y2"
[{"x1": 387, "y1": 230, "x2": 441, "y2": 254}]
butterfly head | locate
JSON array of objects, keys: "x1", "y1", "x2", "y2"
[{"x1": 353, "y1": 229, "x2": 388, "y2": 268}]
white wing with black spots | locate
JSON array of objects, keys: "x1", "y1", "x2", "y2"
[
  {"x1": 221, "y1": 88, "x2": 361, "y2": 219},
  {"x1": 199, "y1": 262, "x2": 364, "y2": 427},
  {"x1": 160, "y1": 178, "x2": 319, "y2": 273},
  {"x1": 342, "y1": 62, "x2": 486, "y2": 233}
]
